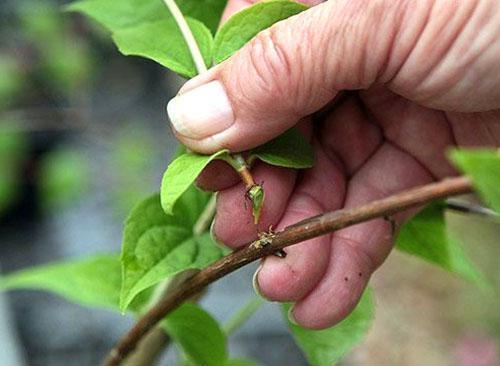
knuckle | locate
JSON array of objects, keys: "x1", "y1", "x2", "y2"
[{"x1": 244, "y1": 27, "x2": 297, "y2": 108}]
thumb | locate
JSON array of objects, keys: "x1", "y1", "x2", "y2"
[{"x1": 167, "y1": 0, "x2": 416, "y2": 153}]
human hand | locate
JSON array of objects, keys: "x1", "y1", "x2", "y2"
[{"x1": 167, "y1": 0, "x2": 500, "y2": 329}]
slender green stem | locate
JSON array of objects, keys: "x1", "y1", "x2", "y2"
[
  {"x1": 163, "y1": 0, "x2": 255, "y2": 192},
  {"x1": 193, "y1": 194, "x2": 217, "y2": 235},
  {"x1": 222, "y1": 154, "x2": 256, "y2": 189},
  {"x1": 446, "y1": 199, "x2": 499, "y2": 218},
  {"x1": 223, "y1": 298, "x2": 264, "y2": 336},
  {"x1": 162, "y1": 0, "x2": 208, "y2": 74}
]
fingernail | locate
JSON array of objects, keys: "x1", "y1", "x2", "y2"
[
  {"x1": 287, "y1": 306, "x2": 299, "y2": 326},
  {"x1": 167, "y1": 80, "x2": 234, "y2": 139},
  {"x1": 252, "y1": 264, "x2": 265, "y2": 298}
]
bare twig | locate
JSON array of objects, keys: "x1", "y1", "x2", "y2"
[{"x1": 103, "y1": 176, "x2": 473, "y2": 366}]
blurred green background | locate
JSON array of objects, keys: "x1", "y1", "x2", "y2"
[{"x1": 0, "y1": 1, "x2": 498, "y2": 366}]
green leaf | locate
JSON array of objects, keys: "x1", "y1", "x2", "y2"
[
  {"x1": 68, "y1": 0, "x2": 217, "y2": 77},
  {"x1": 449, "y1": 149, "x2": 500, "y2": 213},
  {"x1": 0, "y1": 255, "x2": 122, "y2": 311},
  {"x1": 67, "y1": 0, "x2": 166, "y2": 31},
  {"x1": 177, "y1": 0, "x2": 228, "y2": 34},
  {"x1": 68, "y1": 0, "x2": 226, "y2": 34},
  {"x1": 161, "y1": 303, "x2": 227, "y2": 366},
  {"x1": 161, "y1": 150, "x2": 229, "y2": 215},
  {"x1": 284, "y1": 289, "x2": 375, "y2": 366},
  {"x1": 250, "y1": 128, "x2": 314, "y2": 169},
  {"x1": 112, "y1": 17, "x2": 213, "y2": 78},
  {"x1": 396, "y1": 202, "x2": 486, "y2": 286},
  {"x1": 213, "y1": 0, "x2": 308, "y2": 64},
  {"x1": 120, "y1": 190, "x2": 223, "y2": 312}
]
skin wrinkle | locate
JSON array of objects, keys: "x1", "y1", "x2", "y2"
[
  {"x1": 373, "y1": 1, "x2": 425, "y2": 84},
  {"x1": 336, "y1": 0, "x2": 396, "y2": 89},
  {"x1": 415, "y1": 0, "x2": 481, "y2": 107},
  {"x1": 266, "y1": 26, "x2": 294, "y2": 93},
  {"x1": 302, "y1": 4, "x2": 334, "y2": 112},
  {"x1": 359, "y1": 0, "x2": 401, "y2": 86},
  {"x1": 388, "y1": 0, "x2": 445, "y2": 93},
  {"x1": 432, "y1": 1, "x2": 500, "y2": 110}
]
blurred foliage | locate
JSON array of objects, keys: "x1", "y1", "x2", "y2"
[
  {"x1": 450, "y1": 149, "x2": 500, "y2": 213},
  {"x1": 396, "y1": 202, "x2": 488, "y2": 288},
  {"x1": 109, "y1": 126, "x2": 159, "y2": 215},
  {"x1": 0, "y1": 0, "x2": 99, "y2": 217},
  {"x1": 18, "y1": 1, "x2": 95, "y2": 97},
  {"x1": 38, "y1": 146, "x2": 90, "y2": 211},
  {"x1": 0, "y1": 56, "x2": 25, "y2": 108},
  {"x1": 0, "y1": 128, "x2": 28, "y2": 214}
]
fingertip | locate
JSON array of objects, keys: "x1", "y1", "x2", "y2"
[
  {"x1": 292, "y1": 290, "x2": 364, "y2": 330},
  {"x1": 289, "y1": 241, "x2": 372, "y2": 329}
]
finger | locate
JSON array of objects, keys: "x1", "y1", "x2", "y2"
[
  {"x1": 290, "y1": 143, "x2": 435, "y2": 329},
  {"x1": 212, "y1": 162, "x2": 296, "y2": 248},
  {"x1": 167, "y1": 0, "x2": 419, "y2": 153},
  {"x1": 255, "y1": 142, "x2": 346, "y2": 301}
]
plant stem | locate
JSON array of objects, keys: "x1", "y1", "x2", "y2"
[
  {"x1": 223, "y1": 298, "x2": 264, "y2": 336},
  {"x1": 102, "y1": 176, "x2": 473, "y2": 366},
  {"x1": 162, "y1": 0, "x2": 207, "y2": 74},
  {"x1": 223, "y1": 154, "x2": 256, "y2": 189},
  {"x1": 163, "y1": 0, "x2": 256, "y2": 195},
  {"x1": 193, "y1": 194, "x2": 217, "y2": 235},
  {"x1": 122, "y1": 328, "x2": 170, "y2": 366},
  {"x1": 445, "y1": 199, "x2": 499, "y2": 218}
]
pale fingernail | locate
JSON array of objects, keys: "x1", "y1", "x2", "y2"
[
  {"x1": 167, "y1": 80, "x2": 234, "y2": 139},
  {"x1": 252, "y1": 264, "x2": 265, "y2": 298},
  {"x1": 287, "y1": 306, "x2": 299, "y2": 326}
]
